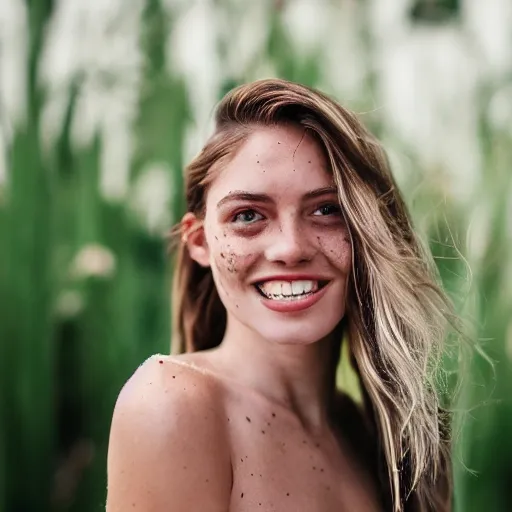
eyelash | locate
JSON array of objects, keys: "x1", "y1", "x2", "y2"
[
  {"x1": 232, "y1": 210, "x2": 264, "y2": 224},
  {"x1": 312, "y1": 203, "x2": 342, "y2": 217},
  {"x1": 231, "y1": 203, "x2": 342, "y2": 224}
]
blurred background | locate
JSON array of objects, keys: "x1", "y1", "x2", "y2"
[{"x1": 0, "y1": 0, "x2": 511, "y2": 511}]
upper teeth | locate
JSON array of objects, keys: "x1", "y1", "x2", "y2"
[{"x1": 258, "y1": 280, "x2": 317, "y2": 298}]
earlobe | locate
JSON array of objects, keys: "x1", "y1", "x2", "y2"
[{"x1": 181, "y1": 213, "x2": 210, "y2": 267}]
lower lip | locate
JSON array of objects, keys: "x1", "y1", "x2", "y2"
[{"x1": 258, "y1": 284, "x2": 330, "y2": 313}]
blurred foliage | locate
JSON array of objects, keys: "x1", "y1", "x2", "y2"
[{"x1": 0, "y1": 1, "x2": 511, "y2": 511}]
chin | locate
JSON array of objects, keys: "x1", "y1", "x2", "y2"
[{"x1": 256, "y1": 317, "x2": 343, "y2": 346}]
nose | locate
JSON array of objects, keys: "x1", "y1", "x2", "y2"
[{"x1": 264, "y1": 219, "x2": 316, "y2": 266}]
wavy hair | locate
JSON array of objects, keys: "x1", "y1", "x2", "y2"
[{"x1": 170, "y1": 78, "x2": 453, "y2": 512}]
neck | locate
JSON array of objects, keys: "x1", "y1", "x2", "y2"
[{"x1": 211, "y1": 319, "x2": 343, "y2": 433}]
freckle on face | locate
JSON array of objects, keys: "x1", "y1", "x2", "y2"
[{"x1": 201, "y1": 124, "x2": 352, "y2": 345}]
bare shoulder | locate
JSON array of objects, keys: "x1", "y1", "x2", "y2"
[
  {"x1": 110, "y1": 354, "x2": 228, "y2": 435},
  {"x1": 106, "y1": 355, "x2": 232, "y2": 512}
]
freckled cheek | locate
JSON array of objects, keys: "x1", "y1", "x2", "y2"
[
  {"x1": 209, "y1": 237, "x2": 259, "y2": 279},
  {"x1": 210, "y1": 245, "x2": 258, "y2": 309},
  {"x1": 318, "y1": 236, "x2": 352, "y2": 272}
]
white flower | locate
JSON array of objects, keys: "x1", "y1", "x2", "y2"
[
  {"x1": 466, "y1": 203, "x2": 492, "y2": 266},
  {"x1": 462, "y1": 0, "x2": 512, "y2": 79},
  {"x1": 129, "y1": 162, "x2": 173, "y2": 235},
  {"x1": 0, "y1": 0, "x2": 28, "y2": 186},
  {"x1": 0, "y1": 0, "x2": 28, "y2": 129},
  {"x1": 282, "y1": 0, "x2": 329, "y2": 56},
  {"x1": 319, "y1": 1, "x2": 367, "y2": 101},
  {"x1": 368, "y1": 0, "x2": 411, "y2": 43},
  {"x1": 183, "y1": 121, "x2": 212, "y2": 172},
  {"x1": 488, "y1": 85, "x2": 512, "y2": 134},
  {"x1": 71, "y1": 244, "x2": 116, "y2": 279},
  {"x1": 55, "y1": 290, "x2": 84, "y2": 318},
  {"x1": 376, "y1": 26, "x2": 481, "y2": 203},
  {"x1": 166, "y1": 0, "x2": 221, "y2": 128},
  {"x1": 216, "y1": 1, "x2": 271, "y2": 78},
  {"x1": 39, "y1": 0, "x2": 145, "y2": 201}
]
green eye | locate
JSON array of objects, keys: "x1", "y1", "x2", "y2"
[
  {"x1": 313, "y1": 204, "x2": 342, "y2": 216},
  {"x1": 233, "y1": 210, "x2": 263, "y2": 224}
]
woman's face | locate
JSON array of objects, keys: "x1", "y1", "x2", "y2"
[{"x1": 192, "y1": 124, "x2": 352, "y2": 346}]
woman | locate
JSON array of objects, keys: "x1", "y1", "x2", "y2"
[{"x1": 106, "y1": 79, "x2": 453, "y2": 512}]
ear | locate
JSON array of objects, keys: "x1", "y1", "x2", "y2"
[{"x1": 181, "y1": 212, "x2": 210, "y2": 267}]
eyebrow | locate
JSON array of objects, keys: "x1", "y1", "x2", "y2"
[{"x1": 216, "y1": 186, "x2": 338, "y2": 209}]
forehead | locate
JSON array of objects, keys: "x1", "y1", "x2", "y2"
[{"x1": 206, "y1": 124, "x2": 333, "y2": 204}]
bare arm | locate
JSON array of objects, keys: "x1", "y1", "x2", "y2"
[{"x1": 106, "y1": 356, "x2": 232, "y2": 512}]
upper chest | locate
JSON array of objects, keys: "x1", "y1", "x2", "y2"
[{"x1": 224, "y1": 394, "x2": 383, "y2": 512}]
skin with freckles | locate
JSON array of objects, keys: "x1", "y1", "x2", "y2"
[
  {"x1": 106, "y1": 125, "x2": 383, "y2": 512},
  {"x1": 195, "y1": 124, "x2": 352, "y2": 348}
]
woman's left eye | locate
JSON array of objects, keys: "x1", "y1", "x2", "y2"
[
  {"x1": 312, "y1": 204, "x2": 342, "y2": 217},
  {"x1": 232, "y1": 209, "x2": 264, "y2": 224}
]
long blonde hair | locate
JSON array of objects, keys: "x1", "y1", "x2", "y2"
[{"x1": 170, "y1": 78, "x2": 453, "y2": 512}]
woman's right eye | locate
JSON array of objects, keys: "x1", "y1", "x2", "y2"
[{"x1": 232, "y1": 209, "x2": 264, "y2": 224}]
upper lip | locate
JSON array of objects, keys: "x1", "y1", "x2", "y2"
[{"x1": 251, "y1": 274, "x2": 332, "y2": 285}]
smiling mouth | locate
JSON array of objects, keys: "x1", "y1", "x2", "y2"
[{"x1": 254, "y1": 280, "x2": 329, "y2": 301}]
